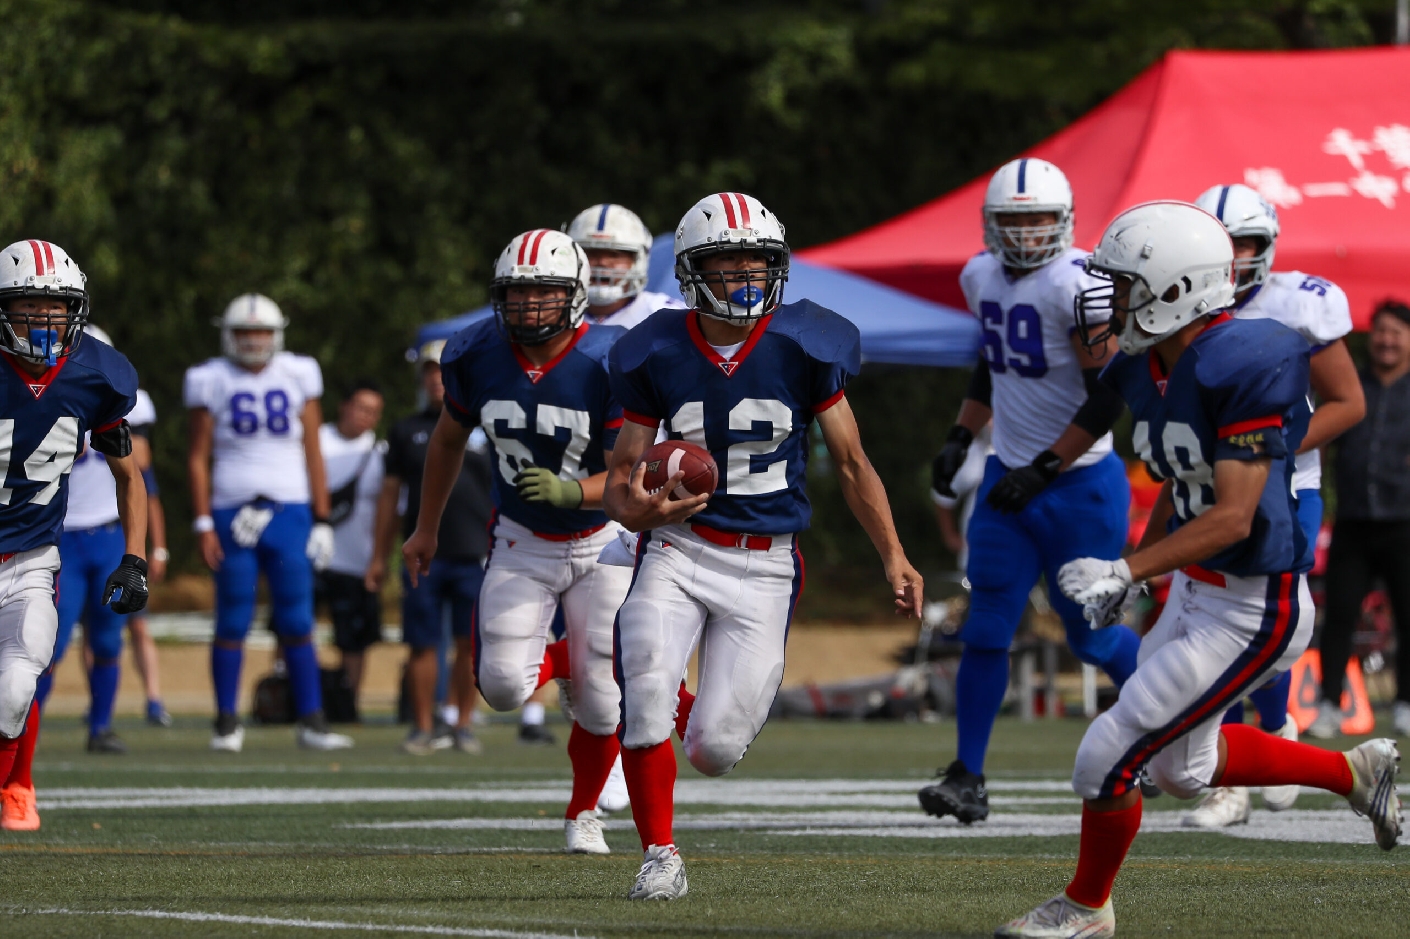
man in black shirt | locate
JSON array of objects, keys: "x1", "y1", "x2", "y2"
[{"x1": 368, "y1": 339, "x2": 493, "y2": 754}]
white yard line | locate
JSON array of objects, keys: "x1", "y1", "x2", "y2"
[{"x1": 16, "y1": 908, "x2": 589, "y2": 938}]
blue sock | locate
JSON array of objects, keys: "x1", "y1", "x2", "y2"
[
  {"x1": 1099, "y1": 625, "x2": 1142, "y2": 688},
  {"x1": 283, "y1": 641, "x2": 323, "y2": 719},
  {"x1": 88, "y1": 659, "x2": 120, "y2": 734},
  {"x1": 212, "y1": 644, "x2": 243, "y2": 716},
  {"x1": 955, "y1": 647, "x2": 1011, "y2": 775},
  {"x1": 34, "y1": 672, "x2": 54, "y2": 710},
  {"x1": 1250, "y1": 672, "x2": 1292, "y2": 731},
  {"x1": 1222, "y1": 701, "x2": 1246, "y2": 726}
]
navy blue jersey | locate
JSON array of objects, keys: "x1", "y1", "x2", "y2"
[
  {"x1": 610, "y1": 302, "x2": 861, "y2": 535},
  {"x1": 1101, "y1": 315, "x2": 1310, "y2": 577},
  {"x1": 441, "y1": 320, "x2": 624, "y2": 535},
  {"x1": 0, "y1": 339, "x2": 138, "y2": 554}
]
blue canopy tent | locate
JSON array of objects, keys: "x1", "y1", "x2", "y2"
[{"x1": 414, "y1": 236, "x2": 981, "y2": 367}]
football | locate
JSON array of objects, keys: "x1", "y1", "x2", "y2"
[{"x1": 639, "y1": 440, "x2": 718, "y2": 500}]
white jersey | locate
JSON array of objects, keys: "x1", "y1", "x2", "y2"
[
  {"x1": 319, "y1": 424, "x2": 385, "y2": 577},
  {"x1": 585, "y1": 290, "x2": 686, "y2": 330},
  {"x1": 64, "y1": 390, "x2": 156, "y2": 532},
  {"x1": 1234, "y1": 271, "x2": 1352, "y2": 493},
  {"x1": 183, "y1": 353, "x2": 323, "y2": 509},
  {"x1": 959, "y1": 248, "x2": 1113, "y2": 471}
]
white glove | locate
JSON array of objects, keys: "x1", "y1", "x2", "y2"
[
  {"x1": 306, "y1": 522, "x2": 335, "y2": 571},
  {"x1": 230, "y1": 505, "x2": 275, "y2": 548},
  {"x1": 1058, "y1": 557, "x2": 1139, "y2": 628},
  {"x1": 596, "y1": 529, "x2": 640, "y2": 568}
]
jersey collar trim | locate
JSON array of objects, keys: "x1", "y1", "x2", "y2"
[
  {"x1": 512, "y1": 322, "x2": 587, "y2": 384},
  {"x1": 1, "y1": 349, "x2": 69, "y2": 399},
  {"x1": 687, "y1": 312, "x2": 772, "y2": 378},
  {"x1": 1234, "y1": 284, "x2": 1262, "y2": 311}
]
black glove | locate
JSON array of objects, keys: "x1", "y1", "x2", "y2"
[
  {"x1": 931, "y1": 426, "x2": 975, "y2": 498},
  {"x1": 103, "y1": 554, "x2": 149, "y2": 615},
  {"x1": 986, "y1": 450, "x2": 1062, "y2": 514}
]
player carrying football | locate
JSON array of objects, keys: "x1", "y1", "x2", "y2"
[
  {"x1": 997, "y1": 201, "x2": 1400, "y2": 938},
  {"x1": 920, "y1": 159, "x2": 1139, "y2": 824},
  {"x1": 0, "y1": 241, "x2": 148, "y2": 832},
  {"x1": 402, "y1": 229, "x2": 634, "y2": 856},
  {"x1": 604, "y1": 192, "x2": 924, "y2": 901}
]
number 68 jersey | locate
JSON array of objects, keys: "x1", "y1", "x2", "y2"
[{"x1": 183, "y1": 351, "x2": 323, "y2": 510}]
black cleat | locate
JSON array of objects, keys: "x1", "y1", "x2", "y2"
[
  {"x1": 87, "y1": 728, "x2": 128, "y2": 754},
  {"x1": 1138, "y1": 765, "x2": 1162, "y2": 798},
  {"x1": 918, "y1": 759, "x2": 989, "y2": 824},
  {"x1": 518, "y1": 722, "x2": 557, "y2": 746}
]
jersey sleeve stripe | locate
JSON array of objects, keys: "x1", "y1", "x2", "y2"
[
  {"x1": 603, "y1": 417, "x2": 624, "y2": 429},
  {"x1": 94, "y1": 417, "x2": 124, "y2": 433},
  {"x1": 622, "y1": 409, "x2": 660, "y2": 428},
  {"x1": 443, "y1": 390, "x2": 472, "y2": 417},
  {"x1": 1218, "y1": 415, "x2": 1282, "y2": 437},
  {"x1": 812, "y1": 388, "x2": 846, "y2": 414}
]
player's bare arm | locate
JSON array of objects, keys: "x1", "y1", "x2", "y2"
[
  {"x1": 401, "y1": 408, "x2": 470, "y2": 585},
  {"x1": 105, "y1": 451, "x2": 148, "y2": 559},
  {"x1": 301, "y1": 397, "x2": 331, "y2": 519},
  {"x1": 364, "y1": 474, "x2": 401, "y2": 592},
  {"x1": 131, "y1": 434, "x2": 168, "y2": 582},
  {"x1": 603, "y1": 420, "x2": 708, "y2": 532},
  {"x1": 1135, "y1": 479, "x2": 1176, "y2": 553},
  {"x1": 816, "y1": 397, "x2": 924, "y2": 618},
  {"x1": 186, "y1": 406, "x2": 222, "y2": 570},
  {"x1": 1301, "y1": 339, "x2": 1365, "y2": 453}
]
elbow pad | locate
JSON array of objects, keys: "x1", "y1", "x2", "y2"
[
  {"x1": 1072, "y1": 368, "x2": 1125, "y2": 437},
  {"x1": 91, "y1": 420, "x2": 133, "y2": 458},
  {"x1": 966, "y1": 359, "x2": 992, "y2": 407}
]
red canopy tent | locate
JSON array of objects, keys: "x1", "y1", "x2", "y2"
[{"x1": 801, "y1": 47, "x2": 1410, "y2": 329}]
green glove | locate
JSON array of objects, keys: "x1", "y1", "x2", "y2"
[{"x1": 514, "y1": 466, "x2": 583, "y2": 509}]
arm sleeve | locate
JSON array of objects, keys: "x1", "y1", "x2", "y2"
[
  {"x1": 964, "y1": 359, "x2": 992, "y2": 406},
  {"x1": 602, "y1": 383, "x2": 625, "y2": 452},
  {"x1": 298, "y1": 357, "x2": 324, "y2": 399},
  {"x1": 808, "y1": 319, "x2": 861, "y2": 413},
  {"x1": 609, "y1": 344, "x2": 664, "y2": 428},
  {"x1": 96, "y1": 355, "x2": 140, "y2": 432},
  {"x1": 438, "y1": 355, "x2": 481, "y2": 430},
  {"x1": 1071, "y1": 367, "x2": 1125, "y2": 436},
  {"x1": 182, "y1": 365, "x2": 211, "y2": 410},
  {"x1": 1307, "y1": 282, "x2": 1353, "y2": 348},
  {"x1": 1202, "y1": 341, "x2": 1308, "y2": 463}
]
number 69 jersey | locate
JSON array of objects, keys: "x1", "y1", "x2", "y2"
[
  {"x1": 959, "y1": 247, "x2": 1113, "y2": 470},
  {"x1": 183, "y1": 351, "x2": 323, "y2": 510},
  {"x1": 0, "y1": 339, "x2": 137, "y2": 554},
  {"x1": 609, "y1": 302, "x2": 861, "y2": 535},
  {"x1": 1100, "y1": 315, "x2": 1311, "y2": 577},
  {"x1": 440, "y1": 319, "x2": 626, "y2": 536}
]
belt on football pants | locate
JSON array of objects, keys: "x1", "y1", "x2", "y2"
[
  {"x1": 1181, "y1": 564, "x2": 1228, "y2": 588},
  {"x1": 689, "y1": 522, "x2": 790, "y2": 551},
  {"x1": 531, "y1": 522, "x2": 607, "y2": 543}
]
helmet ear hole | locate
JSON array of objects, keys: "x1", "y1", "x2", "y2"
[{"x1": 1162, "y1": 284, "x2": 1182, "y2": 303}]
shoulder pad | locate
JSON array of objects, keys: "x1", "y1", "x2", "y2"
[
  {"x1": 769, "y1": 300, "x2": 862, "y2": 369},
  {"x1": 609, "y1": 307, "x2": 690, "y2": 373},
  {"x1": 1193, "y1": 318, "x2": 1309, "y2": 391},
  {"x1": 441, "y1": 316, "x2": 499, "y2": 366}
]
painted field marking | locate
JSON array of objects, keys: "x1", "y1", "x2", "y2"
[{"x1": 14, "y1": 908, "x2": 590, "y2": 938}]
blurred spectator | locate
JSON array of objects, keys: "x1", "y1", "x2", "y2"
[
  {"x1": 127, "y1": 384, "x2": 171, "y2": 727},
  {"x1": 1312, "y1": 300, "x2": 1410, "y2": 739},
  {"x1": 318, "y1": 379, "x2": 386, "y2": 715},
  {"x1": 368, "y1": 340, "x2": 493, "y2": 755}
]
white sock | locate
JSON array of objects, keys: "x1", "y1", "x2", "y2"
[{"x1": 522, "y1": 702, "x2": 546, "y2": 726}]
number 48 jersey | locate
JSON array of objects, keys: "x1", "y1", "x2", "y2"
[
  {"x1": 960, "y1": 247, "x2": 1113, "y2": 470},
  {"x1": 183, "y1": 352, "x2": 322, "y2": 510}
]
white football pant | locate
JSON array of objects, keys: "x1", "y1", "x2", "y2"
[
  {"x1": 1073, "y1": 570, "x2": 1312, "y2": 801},
  {"x1": 474, "y1": 515, "x2": 631, "y2": 736},
  {"x1": 617, "y1": 523, "x2": 803, "y2": 777},
  {"x1": 0, "y1": 546, "x2": 61, "y2": 738}
]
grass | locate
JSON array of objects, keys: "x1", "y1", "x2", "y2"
[{"x1": 2, "y1": 716, "x2": 1406, "y2": 937}]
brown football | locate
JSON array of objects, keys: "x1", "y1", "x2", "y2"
[{"x1": 639, "y1": 440, "x2": 718, "y2": 500}]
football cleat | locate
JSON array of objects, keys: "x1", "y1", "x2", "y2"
[
  {"x1": 1260, "y1": 719, "x2": 1301, "y2": 811},
  {"x1": 1183, "y1": 786, "x2": 1250, "y2": 828},
  {"x1": 211, "y1": 713, "x2": 245, "y2": 753},
  {"x1": 565, "y1": 809, "x2": 610, "y2": 855},
  {"x1": 918, "y1": 759, "x2": 989, "y2": 824},
  {"x1": 1137, "y1": 765, "x2": 1162, "y2": 799},
  {"x1": 296, "y1": 714, "x2": 353, "y2": 751},
  {"x1": 0, "y1": 783, "x2": 40, "y2": 831},
  {"x1": 1344, "y1": 738, "x2": 1402, "y2": 850},
  {"x1": 1306, "y1": 700, "x2": 1342, "y2": 740},
  {"x1": 628, "y1": 844, "x2": 688, "y2": 900},
  {"x1": 596, "y1": 753, "x2": 631, "y2": 813},
  {"x1": 995, "y1": 893, "x2": 1115, "y2": 939},
  {"x1": 86, "y1": 728, "x2": 128, "y2": 754},
  {"x1": 1393, "y1": 701, "x2": 1410, "y2": 738},
  {"x1": 518, "y1": 722, "x2": 557, "y2": 746},
  {"x1": 453, "y1": 727, "x2": 483, "y2": 754},
  {"x1": 400, "y1": 728, "x2": 450, "y2": 756}
]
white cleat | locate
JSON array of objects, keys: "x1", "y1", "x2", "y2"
[
  {"x1": 995, "y1": 892, "x2": 1115, "y2": 938},
  {"x1": 297, "y1": 724, "x2": 354, "y2": 751},
  {"x1": 1260, "y1": 720, "x2": 1301, "y2": 811},
  {"x1": 1345, "y1": 738, "x2": 1402, "y2": 850},
  {"x1": 210, "y1": 725, "x2": 245, "y2": 753},
  {"x1": 596, "y1": 754, "x2": 630, "y2": 813},
  {"x1": 1306, "y1": 700, "x2": 1342, "y2": 740},
  {"x1": 628, "y1": 843, "x2": 688, "y2": 900},
  {"x1": 565, "y1": 809, "x2": 610, "y2": 855},
  {"x1": 1183, "y1": 786, "x2": 1251, "y2": 828}
]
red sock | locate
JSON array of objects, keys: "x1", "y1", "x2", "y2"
[
  {"x1": 675, "y1": 683, "x2": 695, "y2": 740},
  {"x1": 0, "y1": 736, "x2": 18, "y2": 788},
  {"x1": 535, "y1": 639, "x2": 570, "y2": 689},
  {"x1": 622, "y1": 739, "x2": 677, "y2": 850},
  {"x1": 7, "y1": 702, "x2": 39, "y2": 789},
  {"x1": 1218, "y1": 723, "x2": 1353, "y2": 795},
  {"x1": 565, "y1": 723, "x2": 621, "y2": 818},
  {"x1": 1065, "y1": 799, "x2": 1142, "y2": 909}
]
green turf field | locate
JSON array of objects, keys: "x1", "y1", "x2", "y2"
[{"x1": 2, "y1": 716, "x2": 1405, "y2": 938}]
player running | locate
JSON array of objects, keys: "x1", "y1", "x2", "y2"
[
  {"x1": 0, "y1": 241, "x2": 148, "y2": 832},
  {"x1": 1181, "y1": 183, "x2": 1365, "y2": 827},
  {"x1": 402, "y1": 229, "x2": 634, "y2": 856},
  {"x1": 185, "y1": 294, "x2": 351, "y2": 752},
  {"x1": 920, "y1": 158, "x2": 1139, "y2": 824},
  {"x1": 997, "y1": 201, "x2": 1400, "y2": 938},
  {"x1": 605, "y1": 192, "x2": 924, "y2": 901},
  {"x1": 566, "y1": 203, "x2": 687, "y2": 329}
]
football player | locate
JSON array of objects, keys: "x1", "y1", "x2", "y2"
[
  {"x1": 0, "y1": 241, "x2": 148, "y2": 833},
  {"x1": 185, "y1": 294, "x2": 351, "y2": 752},
  {"x1": 566, "y1": 203, "x2": 687, "y2": 328},
  {"x1": 605, "y1": 192, "x2": 924, "y2": 900},
  {"x1": 997, "y1": 201, "x2": 1400, "y2": 938},
  {"x1": 402, "y1": 229, "x2": 634, "y2": 856},
  {"x1": 920, "y1": 159, "x2": 1139, "y2": 824},
  {"x1": 1181, "y1": 183, "x2": 1366, "y2": 826}
]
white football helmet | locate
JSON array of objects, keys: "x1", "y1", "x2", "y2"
[
  {"x1": 0, "y1": 239, "x2": 90, "y2": 365},
  {"x1": 1077, "y1": 201, "x2": 1235, "y2": 355},
  {"x1": 218, "y1": 293, "x2": 287, "y2": 367},
  {"x1": 1193, "y1": 183, "x2": 1279, "y2": 296},
  {"x1": 490, "y1": 229, "x2": 589, "y2": 344},
  {"x1": 982, "y1": 158, "x2": 1075, "y2": 270},
  {"x1": 415, "y1": 338, "x2": 446, "y2": 366},
  {"x1": 675, "y1": 192, "x2": 789, "y2": 323},
  {"x1": 565, "y1": 204, "x2": 653, "y2": 306},
  {"x1": 84, "y1": 323, "x2": 115, "y2": 348}
]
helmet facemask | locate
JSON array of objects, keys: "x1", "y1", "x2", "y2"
[
  {"x1": 677, "y1": 243, "x2": 789, "y2": 324},
  {"x1": 491, "y1": 278, "x2": 584, "y2": 345},
  {"x1": 1230, "y1": 235, "x2": 1274, "y2": 297},
  {"x1": 983, "y1": 208, "x2": 1074, "y2": 270},
  {"x1": 0, "y1": 293, "x2": 89, "y2": 367},
  {"x1": 1076, "y1": 269, "x2": 1171, "y2": 355}
]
